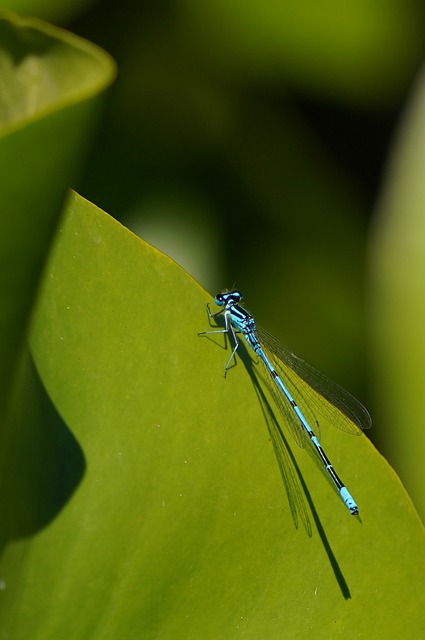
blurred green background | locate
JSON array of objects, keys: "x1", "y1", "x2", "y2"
[{"x1": 4, "y1": 0, "x2": 425, "y2": 518}]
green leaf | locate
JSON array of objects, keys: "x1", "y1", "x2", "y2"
[
  {"x1": 0, "y1": 12, "x2": 115, "y2": 414},
  {"x1": 1, "y1": 192, "x2": 423, "y2": 638},
  {"x1": 370, "y1": 64, "x2": 425, "y2": 522},
  {"x1": 0, "y1": 10, "x2": 114, "y2": 606}
]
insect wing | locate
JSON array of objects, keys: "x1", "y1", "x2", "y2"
[{"x1": 257, "y1": 327, "x2": 372, "y2": 435}]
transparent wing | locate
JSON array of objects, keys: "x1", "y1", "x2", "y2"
[{"x1": 257, "y1": 326, "x2": 372, "y2": 438}]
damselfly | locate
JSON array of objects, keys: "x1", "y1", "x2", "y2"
[{"x1": 199, "y1": 290, "x2": 371, "y2": 516}]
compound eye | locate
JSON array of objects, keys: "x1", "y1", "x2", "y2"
[{"x1": 215, "y1": 293, "x2": 225, "y2": 306}]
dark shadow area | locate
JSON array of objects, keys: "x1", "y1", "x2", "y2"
[
  {"x1": 0, "y1": 17, "x2": 66, "y2": 65},
  {"x1": 0, "y1": 349, "x2": 86, "y2": 552}
]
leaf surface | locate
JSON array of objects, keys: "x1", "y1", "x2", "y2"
[{"x1": 1, "y1": 193, "x2": 422, "y2": 639}]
